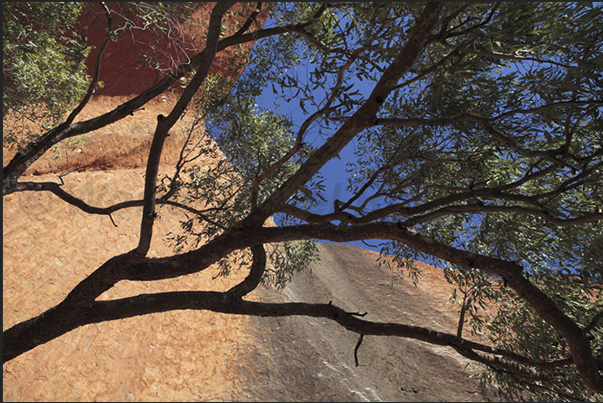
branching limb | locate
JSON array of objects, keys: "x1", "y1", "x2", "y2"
[
  {"x1": 435, "y1": 38, "x2": 572, "y2": 68},
  {"x1": 535, "y1": 161, "x2": 603, "y2": 202},
  {"x1": 4, "y1": 219, "x2": 602, "y2": 391},
  {"x1": 249, "y1": 106, "x2": 319, "y2": 208},
  {"x1": 9, "y1": 179, "x2": 227, "y2": 229},
  {"x1": 63, "y1": 2, "x2": 114, "y2": 128},
  {"x1": 225, "y1": 244, "x2": 266, "y2": 299},
  {"x1": 441, "y1": 3, "x2": 500, "y2": 39},
  {"x1": 278, "y1": 203, "x2": 356, "y2": 224},
  {"x1": 339, "y1": 142, "x2": 414, "y2": 212},
  {"x1": 451, "y1": 345, "x2": 559, "y2": 382},
  {"x1": 239, "y1": 3, "x2": 444, "y2": 228},
  {"x1": 374, "y1": 101, "x2": 603, "y2": 129},
  {"x1": 391, "y1": 49, "x2": 460, "y2": 92},
  {"x1": 281, "y1": 178, "x2": 602, "y2": 229}
]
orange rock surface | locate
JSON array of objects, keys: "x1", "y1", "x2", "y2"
[{"x1": 4, "y1": 3, "x2": 485, "y2": 401}]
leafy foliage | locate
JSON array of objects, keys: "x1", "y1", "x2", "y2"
[
  {"x1": 3, "y1": 2, "x2": 603, "y2": 401},
  {"x1": 3, "y1": 2, "x2": 90, "y2": 148},
  {"x1": 479, "y1": 275, "x2": 602, "y2": 402}
]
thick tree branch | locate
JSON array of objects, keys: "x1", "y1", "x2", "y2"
[
  {"x1": 4, "y1": 219, "x2": 602, "y2": 390},
  {"x1": 134, "y1": 2, "x2": 233, "y2": 258},
  {"x1": 225, "y1": 244, "x2": 266, "y2": 299},
  {"x1": 279, "y1": 189, "x2": 551, "y2": 226},
  {"x1": 2, "y1": 286, "x2": 580, "y2": 378}
]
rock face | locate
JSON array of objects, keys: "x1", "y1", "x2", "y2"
[
  {"x1": 3, "y1": 3, "x2": 485, "y2": 401},
  {"x1": 236, "y1": 243, "x2": 484, "y2": 402}
]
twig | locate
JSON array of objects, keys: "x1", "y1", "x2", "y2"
[
  {"x1": 583, "y1": 311, "x2": 603, "y2": 334},
  {"x1": 354, "y1": 334, "x2": 364, "y2": 366}
]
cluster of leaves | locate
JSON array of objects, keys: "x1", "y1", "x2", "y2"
[
  {"x1": 110, "y1": 2, "x2": 199, "y2": 74},
  {"x1": 3, "y1": 2, "x2": 90, "y2": 149},
  {"x1": 262, "y1": 239, "x2": 319, "y2": 288}
]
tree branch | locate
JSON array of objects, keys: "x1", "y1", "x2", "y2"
[
  {"x1": 436, "y1": 39, "x2": 572, "y2": 68},
  {"x1": 225, "y1": 244, "x2": 266, "y2": 299},
  {"x1": 354, "y1": 334, "x2": 364, "y2": 366},
  {"x1": 63, "y1": 2, "x2": 114, "y2": 128},
  {"x1": 2, "y1": 285, "x2": 580, "y2": 378},
  {"x1": 374, "y1": 101, "x2": 603, "y2": 129},
  {"x1": 4, "y1": 218, "x2": 602, "y2": 391},
  {"x1": 0, "y1": 292, "x2": 513, "y2": 366},
  {"x1": 134, "y1": 3, "x2": 233, "y2": 258}
]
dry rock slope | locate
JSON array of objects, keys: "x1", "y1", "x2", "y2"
[
  {"x1": 4, "y1": 2, "x2": 486, "y2": 401},
  {"x1": 236, "y1": 243, "x2": 485, "y2": 402}
]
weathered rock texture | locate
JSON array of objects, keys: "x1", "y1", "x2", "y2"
[{"x1": 4, "y1": 3, "x2": 485, "y2": 401}]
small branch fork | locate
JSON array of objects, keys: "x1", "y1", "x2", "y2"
[{"x1": 354, "y1": 334, "x2": 364, "y2": 367}]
